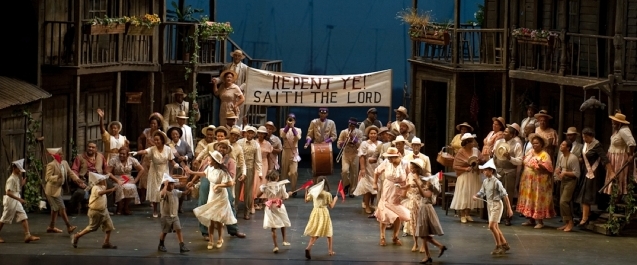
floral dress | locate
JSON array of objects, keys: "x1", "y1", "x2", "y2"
[
  {"x1": 374, "y1": 160, "x2": 410, "y2": 224},
  {"x1": 108, "y1": 156, "x2": 141, "y2": 204},
  {"x1": 193, "y1": 167, "x2": 237, "y2": 226},
  {"x1": 406, "y1": 173, "x2": 444, "y2": 237},
  {"x1": 353, "y1": 140, "x2": 380, "y2": 196},
  {"x1": 304, "y1": 191, "x2": 334, "y2": 237},
  {"x1": 517, "y1": 150, "x2": 555, "y2": 219},
  {"x1": 145, "y1": 145, "x2": 173, "y2": 203},
  {"x1": 604, "y1": 126, "x2": 636, "y2": 195}
]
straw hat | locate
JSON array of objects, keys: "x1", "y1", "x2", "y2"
[
  {"x1": 460, "y1": 133, "x2": 476, "y2": 141},
  {"x1": 107, "y1": 121, "x2": 122, "y2": 131},
  {"x1": 46, "y1": 148, "x2": 62, "y2": 155},
  {"x1": 494, "y1": 141, "x2": 511, "y2": 161},
  {"x1": 166, "y1": 127, "x2": 183, "y2": 138},
  {"x1": 88, "y1": 172, "x2": 108, "y2": 185},
  {"x1": 176, "y1": 110, "x2": 188, "y2": 120},
  {"x1": 173, "y1": 88, "x2": 187, "y2": 96},
  {"x1": 382, "y1": 147, "x2": 401, "y2": 157},
  {"x1": 378, "y1": 126, "x2": 390, "y2": 135},
  {"x1": 467, "y1": 156, "x2": 479, "y2": 167},
  {"x1": 243, "y1": 126, "x2": 257, "y2": 133},
  {"x1": 209, "y1": 150, "x2": 224, "y2": 165},
  {"x1": 506, "y1": 123, "x2": 521, "y2": 134},
  {"x1": 609, "y1": 111, "x2": 630, "y2": 124},
  {"x1": 264, "y1": 121, "x2": 277, "y2": 131},
  {"x1": 364, "y1": 125, "x2": 379, "y2": 136},
  {"x1": 455, "y1": 122, "x2": 474, "y2": 132},
  {"x1": 534, "y1": 110, "x2": 553, "y2": 120},
  {"x1": 563, "y1": 127, "x2": 580, "y2": 135},
  {"x1": 212, "y1": 139, "x2": 233, "y2": 153},
  {"x1": 201, "y1": 125, "x2": 216, "y2": 135},
  {"x1": 257, "y1": 126, "x2": 268, "y2": 134},
  {"x1": 153, "y1": 130, "x2": 169, "y2": 144},
  {"x1": 225, "y1": 111, "x2": 238, "y2": 120},
  {"x1": 230, "y1": 49, "x2": 246, "y2": 59},
  {"x1": 410, "y1": 158, "x2": 424, "y2": 169},
  {"x1": 392, "y1": 135, "x2": 410, "y2": 145},
  {"x1": 400, "y1": 120, "x2": 415, "y2": 133},
  {"x1": 220, "y1": 69, "x2": 238, "y2": 83},
  {"x1": 213, "y1": 126, "x2": 229, "y2": 136},
  {"x1": 162, "y1": 173, "x2": 177, "y2": 183},
  {"x1": 149, "y1": 112, "x2": 165, "y2": 124},
  {"x1": 492, "y1": 117, "x2": 506, "y2": 129},
  {"x1": 230, "y1": 127, "x2": 242, "y2": 135},
  {"x1": 479, "y1": 158, "x2": 496, "y2": 170},
  {"x1": 394, "y1": 106, "x2": 409, "y2": 118},
  {"x1": 12, "y1": 159, "x2": 26, "y2": 173}
]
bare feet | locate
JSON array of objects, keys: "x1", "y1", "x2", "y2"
[
  {"x1": 47, "y1": 227, "x2": 63, "y2": 233},
  {"x1": 392, "y1": 237, "x2": 402, "y2": 246},
  {"x1": 67, "y1": 225, "x2": 77, "y2": 234},
  {"x1": 24, "y1": 235, "x2": 40, "y2": 243},
  {"x1": 328, "y1": 251, "x2": 335, "y2": 256},
  {"x1": 379, "y1": 237, "x2": 386, "y2": 246},
  {"x1": 411, "y1": 244, "x2": 418, "y2": 252},
  {"x1": 556, "y1": 225, "x2": 567, "y2": 230}
]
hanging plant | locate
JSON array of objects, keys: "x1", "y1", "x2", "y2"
[
  {"x1": 22, "y1": 109, "x2": 44, "y2": 212},
  {"x1": 188, "y1": 88, "x2": 198, "y2": 130}
]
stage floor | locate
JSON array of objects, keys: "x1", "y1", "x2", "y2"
[{"x1": 1, "y1": 166, "x2": 636, "y2": 265}]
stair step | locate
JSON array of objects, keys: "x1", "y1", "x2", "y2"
[{"x1": 600, "y1": 213, "x2": 626, "y2": 219}]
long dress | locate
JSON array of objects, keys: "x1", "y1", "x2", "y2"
[
  {"x1": 405, "y1": 173, "x2": 444, "y2": 237},
  {"x1": 261, "y1": 182, "x2": 291, "y2": 229},
  {"x1": 137, "y1": 128, "x2": 157, "y2": 189},
  {"x1": 217, "y1": 84, "x2": 243, "y2": 123},
  {"x1": 108, "y1": 156, "x2": 141, "y2": 204},
  {"x1": 145, "y1": 145, "x2": 173, "y2": 203},
  {"x1": 353, "y1": 140, "x2": 380, "y2": 196},
  {"x1": 576, "y1": 140, "x2": 609, "y2": 205},
  {"x1": 193, "y1": 167, "x2": 237, "y2": 226},
  {"x1": 254, "y1": 139, "x2": 273, "y2": 199},
  {"x1": 604, "y1": 126, "x2": 636, "y2": 195},
  {"x1": 303, "y1": 190, "x2": 334, "y2": 237},
  {"x1": 374, "y1": 160, "x2": 410, "y2": 224},
  {"x1": 517, "y1": 150, "x2": 556, "y2": 219},
  {"x1": 482, "y1": 130, "x2": 504, "y2": 157},
  {"x1": 450, "y1": 147, "x2": 484, "y2": 210}
]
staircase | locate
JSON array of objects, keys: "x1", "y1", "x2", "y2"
[{"x1": 585, "y1": 203, "x2": 637, "y2": 236}]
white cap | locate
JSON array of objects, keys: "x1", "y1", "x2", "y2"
[
  {"x1": 460, "y1": 133, "x2": 476, "y2": 141},
  {"x1": 12, "y1": 159, "x2": 26, "y2": 172},
  {"x1": 479, "y1": 158, "x2": 497, "y2": 170},
  {"x1": 88, "y1": 172, "x2": 108, "y2": 185},
  {"x1": 162, "y1": 173, "x2": 177, "y2": 183}
]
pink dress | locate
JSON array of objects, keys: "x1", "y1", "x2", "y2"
[
  {"x1": 253, "y1": 139, "x2": 273, "y2": 199},
  {"x1": 374, "y1": 160, "x2": 410, "y2": 224}
]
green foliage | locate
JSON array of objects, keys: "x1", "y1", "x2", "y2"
[
  {"x1": 188, "y1": 88, "x2": 198, "y2": 129},
  {"x1": 22, "y1": 109, "x2": 44, "y2": 212},
  {"x1": 87, "y1": 15, "x2": 127, "y2": 26},
  {"x1": 474, "y1": 4, "x2": 484, "y2": 26},
  {"x1": 167, "y1": 1, "x2": 204, "y2": 22},
  {"x1": 604, "y1": 180, "x2": 636, "y2": 235}
]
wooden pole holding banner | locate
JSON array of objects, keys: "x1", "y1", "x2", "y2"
[{"x1": 389, "y1": 69, "x2": 393, "y2": 125}]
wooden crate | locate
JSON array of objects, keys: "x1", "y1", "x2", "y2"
[{"x1": 83, "y1": 24, "x2": 126, "y2": 35}]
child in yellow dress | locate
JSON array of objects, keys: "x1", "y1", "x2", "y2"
[{"x1": 303, "y1": 176, "x2": 338, "y2": 260}]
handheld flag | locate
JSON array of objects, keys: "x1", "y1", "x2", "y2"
[
  {"x1": 438, "y1": 171, "x2": 443, "y2": 181},
  {"x1": 337, "y1": 180, "x2": 346, "y2": 202},
  {"x1": 121, "y1": 175, "x2": 130, "y2": 184},
  {"x1": 292, "y1": 179, "x2": 315, "y2": 193}
]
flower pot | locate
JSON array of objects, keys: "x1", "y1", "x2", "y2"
[
  {"x1": 126, "y1": 24, "x2": 156, "y2": 35},
  {"x1": 83, "y1": 24, "x2": 126, "y2": 35},
  {"x1": 516, "y1": 35, "x2": 556, "y2": 48},
  {"x1": 410, "y1": 32, "x2": 450, "y2": 46},
  {"x1": 125, "y1": 92, "x2": 143, "y2": 104},
  {"x1": 183, "y1": 53, "x2": 191, "y2": 62}
]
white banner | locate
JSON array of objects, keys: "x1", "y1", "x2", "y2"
[{"x1": 245, "y1": 68, "x2": 392, "y2": 107}]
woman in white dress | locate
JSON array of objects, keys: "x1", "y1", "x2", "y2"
[
  {"x1": 450, "y1": 133, "x2": 485, "y2": 223},
  {"x1": 97, "y1": 108, "x2": 129, "y2": 161},
  {"x1": 105, "y1": 146, "x2": 145, "y2": 215},
  {"x1": 135, "y1": 131, "x2": 177, "y2": 218},
  {"x1": 354, "y1": 125, "x2": 381, "y2": 215},
  {"x1": 192, "y1": 150, "x2": 237, "y2": 250},
  {"x1": 256, "y1": 171, "x2": 292, "y2": 253}
]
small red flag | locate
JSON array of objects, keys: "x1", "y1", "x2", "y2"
[
  {"x1": 337, "y1": 180, "x2": 346, "y2": 202},
  {"x1": 438, "y1": 171, "x2": 443, "y2": 181},
  {"x1": 122, "y1": 175, "x2": 130, "y2": 184},
  {"x1": 299, "y1": 179, "x2": 314, "y2": 190}
]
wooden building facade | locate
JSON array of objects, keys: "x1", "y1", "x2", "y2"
[{"x1": 409, "y1": 0, "x2": 637, "y2": 174}]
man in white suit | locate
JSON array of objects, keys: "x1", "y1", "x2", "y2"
[{"x1": 224, "y1": 49, "x2": 248, "y2": 91}]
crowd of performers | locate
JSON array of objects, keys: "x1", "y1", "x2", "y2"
[{"x1": 1, "y1": 75, "x2": 635, "y2": 263}]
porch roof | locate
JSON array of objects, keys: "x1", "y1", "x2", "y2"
[{"x1": 0, "y1": 76, "x2": 51, "y2": 110}]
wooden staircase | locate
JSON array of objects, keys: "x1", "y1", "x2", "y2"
[{"x1": 585, "y1": 204, "x2": 637, "y2": 236}]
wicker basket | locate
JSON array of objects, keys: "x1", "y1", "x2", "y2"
[{"x1": 436, "y1": 147, "x2": 455, "y2": 167}]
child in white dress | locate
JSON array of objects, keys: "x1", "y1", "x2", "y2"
[
  {"x1": 0, "y1": 159, "x2": 40, "y2": 243},
  {"x1": 256, "y1": 171, "x2": 293, "y2": 253}
]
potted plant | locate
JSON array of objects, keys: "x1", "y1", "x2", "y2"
[
  {"x1": 512, "y1": 28, "x2": 559, "y2": 48},
  {"x1": 397, "y1": 8, "x2": 451, "y2": 45},
  {"x1": 84, "y1": 15, "x2": 127, "y2": 35},
  {"x1": 198, "y1": 20, "x2": 234, "y2": 40},
  {"x1": 125, "y1": 14, "x2": 161, "y2": 35}
]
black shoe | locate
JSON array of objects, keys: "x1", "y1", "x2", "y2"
[
  {"x1": 158, "y1": 245, "x2": 167, "y2": 252},
  {"x1": 349, "y1": 194, "x2": 355, "y2": 198},
  {"x1": 305, "y1": 249, "x2": 311, "y2": 259},
  {"x1": 292, "y1": 192, "x2": 297, "y2": 198},
  {"x1": 420, "y1": 257, "x2": 432, "y2": 264},
  {"x1": 179, "y1": 242, "x2": 190, "y2": 253},
  {"x1": 504, "y1": 218, "x2": 512, "y2": 226}
]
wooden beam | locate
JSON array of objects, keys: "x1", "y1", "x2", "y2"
[
  {"x1": 501, "y1": 73, "x2": 507, "y2": 120},
  {"x1": 149, "y1": 72, "x2": 155, "y2": 115},
  {"x1": 74, "y1": 75, "x2": 80, "y2": 146},
  {"x1": 558, "y1": 84, "x2": 564, "y2": 141},
  {"x1": 510, "y1": 78, "x2": 516, "y2": 124},
  {"x1": 73, "y1": 0, "x2": 82, "y2": 67},
  {"x1": 452, "y1": 0, "x2": 461, "y2": 67},
  {"x1": 509, "y1": 70, "x2": 607, "y2": 87},
  {"x1": 115, "y1": 72, "x2": 121, "y2": 121}
]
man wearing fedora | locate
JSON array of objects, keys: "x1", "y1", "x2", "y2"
[
  {"x1": 493, "y1": 124, "x2": 524, "y2": 226},
  {"x1": 558, "y1": 127, "x2": 583, "y2": 162},
  {"x1": 389, "y1": 106, "x2": 415, "y2": 138},
  {"x1": 265, "y1": 121, "x2": 282, "y2": 171},
  {"x1": 359, "y1": 108, "x2": 383, "y2": 139},
  {"x1": 304, "y1": 108, "x2": 337, "y2": 149},
  {"x1": 222, "y1": 111, "x2": 240, "y2": 131},
  {"x1": 337, "y1": 117, "x2": 364, "y2": 197},
  {"x1": 163, "y1": 88, "x2": 200, "y2": 132},
  {"x1": 520, "y1": 103, "x2": 538, "y2": 139},
  {"x1": 176, "y1": 110, "x2": 194, "y2": 151},
  {"x1": 224, "y1": 49, "x2": 248, "y2": 90}
]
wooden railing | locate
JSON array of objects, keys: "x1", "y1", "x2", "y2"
[
  {"x1": 513, "y1": 35, "x2": 560, "y2": 73},
  {"x1": 411, "y1": 28, "x2": 506, "y2": 68},
  {"x1": 566, "y1": 33, "x2": 614, "y2": 78},
  {"x1": 162, "y1": 21, "x2": 227, "y2": 65},
  {"x1": 624, "y1": 37, "x2": 637, "y2": 81},
  {"x1": 43, "y1": 20, "x2": 156, "y2": 67}
]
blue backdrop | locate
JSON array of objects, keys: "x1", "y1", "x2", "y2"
[{"x1": 181, "y1": 0, "x2": 480, "y2": 152}]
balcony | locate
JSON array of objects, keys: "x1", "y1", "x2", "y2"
[
  {"x1": 42, "y1": 21, "x2": 159, "y2": 73},
  {"x1": 411, "y1": 26, "x2": 507, "y2": 71},
  {"x1": 161, "y1": 22, "x2": 227, "y2": 67}
]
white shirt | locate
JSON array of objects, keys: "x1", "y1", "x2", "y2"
[{"x1": 180, "y1": 124, "x2": 194, "y2": 151}]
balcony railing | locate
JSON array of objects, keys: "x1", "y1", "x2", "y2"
[
  {"x1": 411, "y1": 28, "x2": 506, "y2": 68},
  {"x1": 624, "y1": 37, "x2": 637, "y2": 82},
  {"x1": 42, "y1": 21, "x2": 156, "y2": 67},
  {"x1": 162, "y1": 22, "x2": 226, "y2": 65},
  {"x1": 227, "y1": 38, "x2": 283, "y2": 71}
]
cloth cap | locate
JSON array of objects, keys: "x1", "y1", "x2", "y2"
[
  {"x1": 162, "y1": 173, "x2": 177, "y2": 183},
  {"x1": 460, "y1": 133, "x2": 476, "y2": 141},
  {"x1": 12, "y1": 159, "x2": 26, "y2": 172},
  {"x1": 479, "y1": 158, "x2": 497, "y2": 170},
  {"x1": 367, "y1": 108, "x2": 377, "y2": 114},
  {"x1": 89, "y1": 172, "x2": 108, "y2": 185}
]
